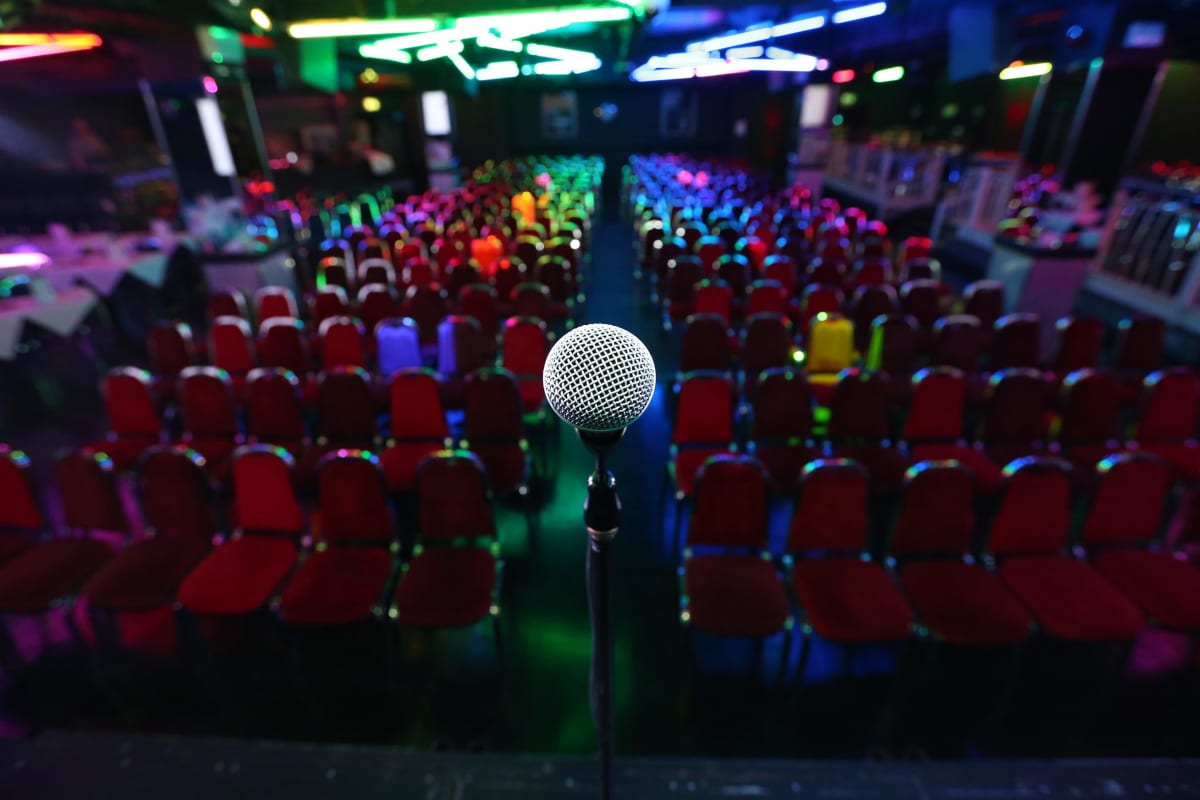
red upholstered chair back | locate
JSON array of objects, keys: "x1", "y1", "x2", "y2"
[
  {"x1": 902, "y1": 368, "x2": 965, "y2": 443},
  {"x1": 138, "y1": 446, "x2": 218, "y2": 538},
  {"x1": 246, "y1": 368, "x2": 305, "y2": 443},
  {"x1": 389, "y1": 369, "x2": 449, "y2": 440},
  {"x1": 751, "y1": 368, "x2": 813, "y2": 441},
  {"x1": 0, "y1": 446, "x2": 45, "y2": 530},
  {"x1": 890, "y1": 461, "x2": 975, "y2": 555},
  {"x1": 987, "y1": 457, "x2": 1073, "y2": 556},
  {"x1": 55, "y1": 448, "x2": 129, "y2": 534},
  {"x1": 1138, "y1": 369, "x2": 1200, "y2": 442},
  {"x1": 1080, "y1": 454, "x2": 1170, "y2": 546},
  {"x1": 673, "y1": 372, "x2": 735, "y2": 446},
  {"x1": 686, "y1": 455, "x2": 769, "y2": 549},
  {"x1": 103, "y1": 367, "x2": 160, "y2": 438},
  {"x1": 315, "y1": 451, "x2": 393, "y2": 543},
  {"x1": 231, "y1": 446, "x2": 305, "y2": 534},
  {"x1": 179, "y1": 367, "x2": 238, "y2": 439},
  {"x1": 787, "y1": 459, "x2": 869, "y2": 552},
  {"x1": 257, "y1": 318, "x2": 310, "y2": 377},
  {"x1": 417, "y1": 451, "x2": 496, "y2": 540}
]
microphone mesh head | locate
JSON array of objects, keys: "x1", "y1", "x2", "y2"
[{"x1": 542, "y1": 323, "x2": 657, "y2": 432}]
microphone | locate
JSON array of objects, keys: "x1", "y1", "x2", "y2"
[{"x1": 542, "y1": 323, "x2": 655, "y2": 800}]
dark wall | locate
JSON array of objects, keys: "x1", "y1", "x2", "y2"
[{"x1": 1131, "y1": 61, "x2": 1200, "y2": 168}]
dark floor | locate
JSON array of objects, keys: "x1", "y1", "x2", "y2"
[{"x1": 1, "y1": 217, "x2": 1200, "y2": 761}]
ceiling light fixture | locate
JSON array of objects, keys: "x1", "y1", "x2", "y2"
[
  {"x1": 287, "y1": 18, "x2": 438, "y2": 39},
  {"x1": 999, "y1": 61, "x2": 1052, "y2": 80},
  {"x1": 832, "y1": 2, "x2": 887, "y2": 24}
]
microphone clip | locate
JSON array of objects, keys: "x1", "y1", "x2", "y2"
[{"x1": 578, "y1": 428, "x2": 624, "y2": 540}]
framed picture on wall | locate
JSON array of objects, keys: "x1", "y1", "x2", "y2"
[
  {"x1": 660, "y1": 89, "x2": 698, "y2": 138},
  {"x1": 541, "y1": 91, "x2": 579, "y2": 139}
]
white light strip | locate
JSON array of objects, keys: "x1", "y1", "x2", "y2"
[
  {"x1": 287, "y1": 18, "x2": 438, "y2": 39},
  {"x1": 832, "y1": 2, "x2": 888, "y2": 24},
  {"x1": 770, "y1": 14, "x2": 827, "y2": 37},
  {"x1": 477, "y1": 60, "x2": 520, "y2": 80},
  {"x1": 726, "y1": 45, "x2": 764, "y2": 60},
  {"x1": 477, "y1": 33, "x2": 523, "y2": 52},
  {"x1": 632, "y1": 66, "x2": 695, "y2": 82},
  {"x1": 195, "y1": 96, "x2": 237, "y2": 177}
]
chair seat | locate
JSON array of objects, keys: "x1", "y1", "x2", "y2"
[
  {"x1": 684, "y1": 553, "x2": 790, "y2": 638},
  {"x1": 1093, "y1": 550, "x2": 1200, "y2": 632},
  {"x1": 751, "y1": 443, "x2": 820, "y2": 495},
  {"x1": 900, "y1": 561, "x2": 1032, "y2": 645},
  {"x1": 1134, "y1": 443, "x2": 1200, "y2": 481},
  {"x1": 791, "y1": 558, "x2": 913, "y2": 643},
  {"x1": 829, "y1": 444, "x2": 907, "y2": 496},
  {"x1": 906, "y1": 443, "x2": 1005, "y2": 493},
  {"x1": 381, "y1": 441, "x2": 446, "y2": 492},
  {"x1": 0, "y1": 534, "x2": 28, "y2": 564},
  {"x1": 279, "y1": 548, "x2": 394, "y2": 625},
  {"x1": 998, "y1": 555, "x2": 1144, "y2": 641},
  {"x1": 0, "y1": 538, "x2": 115, "y2": 613},
  {"x1": 671, "y1": 446, "x2": 731, "y2": 497},
  {"x1": 468, "y1": 442, "x2": 528, "y2": 495},
  {"x1": 94, "y1": 437, "x2": 158, "y2": 471},
  {"x1": 177, "y1": 536, "x2": 298, "y2": 615},
  {"x1": 392, "y1": 546, "x2": 496, "y2": 627},
  {"x1": 84, "y1": 536, "x2": 212, "y2": 612}
]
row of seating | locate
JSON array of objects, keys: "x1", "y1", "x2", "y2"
[
  {"x1": 0, "y1": 444, "x2": 502, "y2": 646},
  {"x1": 679, "y1": 452, "x2": 1200, "y2": 655}
]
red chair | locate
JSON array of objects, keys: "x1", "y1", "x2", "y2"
[
  {"x1": 392, "y1": 452, "x2": 501, "y2": 637},
  {"x1": 901, "y1": 367, "x2": 1003, "y2": 492},
  {"x1": 208, "y1": 316, "x2": 256, "y2": 395},
  {"x1": 680, "y1": 313, "x2": 733, "y2": 375},
  {"x1": 987, "y1": 457, "x2": 1144, "y2": 641},
  {"x1": 899, "y1": 279, "x2": 947, "y2": 351},
  {"x1": 1131, "y1": 369, "x2": 1200, "y2": 480},
  {"x1": 402, "y1": 284, "x2": 450, "y2": 347},
  {"x1": 358, "y1": 258, "x2": 396, "y2": 289},
  {"x1": 991, "y1": 313, "x2": 1041, "y2": 370},
  {"x1": 667, "y1": 371, "x2": 736, "y2": 543},
  {"x1": 695, "y1": 235, "x2": 726, "y2": 274},
  {"x1": 677, "y1": 221, "x2": 707, "y2": 252},
  {"x1": 866, "y1": 313, "x2": 919, "y2": 403},
  {"x1": 462, "y1": 369, "x2": 532, "y2": 502},
  {"x1": 0, "y1": 450, "x2": 118, "y2": 638},
  {"x1": 1081, "y1": 454, "x2": 1200, "y2": 632},
  {"x1": 512, "y1": 281, "x2": 552, "y2": 323},
  {"x1": 826, "y1": 369, "x2": 907, "y2": 495},
  {"x1": 436, "y1": 315, "x2": 488, "y2": 409},
  {"x1": 178, "y1": 366, "x2": 241, "y2": 483},
  {"x1": 500, "y1": 317, "x2": 552, "y2": 417},
  {"x1": 788, "y1": 460, "x2": 913, "y2": 649},
  {"x1": 806, "y1": 258, "x2": 845, "y2": 288},
  {"x1": 1051, "y1": 316, "x2": 1103, "y2": 377},
  {"x1": 317, "y1": 257, "x2": 353, "y2": 294},
  {"x1": 1053, "y1": 369, "x2": 1122, "y2": 471},
  {"x1": 851, "y1": 284, "x2": 898, "y2": 352},
  {"x1": 313, "y1": 367, "x2": 379, "y2": 456},
  {"x1": 1113, "y1": 316, "x2": 1165, "y2": 375},
  {"x1": 257, "y1": 317, "x2": 312, "y2": 388},
  {"x1": 278, "y1": 451, "x2": 396, "y2": 625},
  {"x1": 207, "y1": 289, "x2": 248, "y2": 323},
  {"x1": 177, "y1": 446, "x2": 303, "y2": 615},
  {"x1": 148, "y1": 321, "x2": 197, "y2": 400},
  {"x1": 446, "y1": 261, "x2": 484, "y2": 300},
  {"x1": 356, "y1": 285, "x2": 398, "y2": 348},
  {"x1": 714, "y1": 255, "x2": 751, "y2": 313},
  {"x1": 746, "y1": 279, "x2": 788, "y2": 318},
  {"x1": 693, "y1": 279, "x2": 733, "y2": 327},
  {"x1": 797, "y1": 284, "x2": 842, "y2": 336},
  {"x1": 963, "y1": 280, "x2": 1005, "y2": 348},
  {"x1": 977, "y1": 369, "x2": 1047, "y2": 466},
  {"x1": 535, "y1": 257, "x2": 575, "y2": 321},
  {"x1": 309, "y1": 286, "x2": 350, "y2": 334},
  {"x1": 401, "y1": 257, "x2": 436, "y2": 289},
  {"x1": 0, "y1": 447, "x2": 44, "y2": 565},
  {"x1": 890, "y1": 461, "x2": 1032, "y2": 645},
  {"x1": 82, "y1": 446, "x2": 216, "y2": 615},
  {"x1": 246, "y1": 368, "x2": 308, "y2": 461},
  {"x1": 459, "y1": 283, "x2": 500, "y2": 341},
  {"x1": 741, "y1": 313, "x2": 793, "y2": 397},
  {"x1": 318, "y1": 316, "x2": 367, "y2": 370},
  {"x1": 896, "y1": 236, "x2": 932, "y2": 269},
  {"x1": 762, "y1": 255, "x2": 797, "y2": 297},
  {"x1": 254, "y1": 286, "x2": 299, "y2": 326},
  {"x1": 748, "y1": 367, "x2": 818, "y2": 494},
  {"x1": 680, "y1": 456, "x2": 790, "y2": 658},
  {"x1": 95, "y1": 367, "x2": 162, "y2": 471},
  {"x1": 380, "y1": 369, "x2": 451, "y2": 492},
  {"x1": 850, "y1": 258, "x2": 892, "y2": 289},
  {"x1": 491, "y1": 259, "x2": 528, "y2": 310},
  {"x1": 931, "y1": 316, "x2": 986, "y2": 404},
  {"x1": 663, "y1": 256, "x2": 704, "y2": 329}
]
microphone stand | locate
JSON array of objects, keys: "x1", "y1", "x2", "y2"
[{"x1": 579, "y1": 428, "x2": 623, "y2": 800}]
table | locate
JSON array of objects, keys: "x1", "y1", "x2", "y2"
[
  {"x1": 0, "y1": 288, "x2": 99, "y2": 360},
  {"x1": 0, "y1": 234, "x2": 177, "y2": 297}
]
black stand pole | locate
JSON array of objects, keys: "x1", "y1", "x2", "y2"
[{"x1": 580, "y1": 428, "x2": 623, "y2": 800}]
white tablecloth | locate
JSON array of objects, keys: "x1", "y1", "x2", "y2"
[
  {"x1": 0, "y1": 288, "x2": 99, "y2": 360},
  {"x1": 0, "y1": 234, "x2": 177, "y2": 296}
]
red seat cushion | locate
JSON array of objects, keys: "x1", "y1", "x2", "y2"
[
  {"x1": 469, "y1": 443, "x2": 528, "y2": 495},
  {"x1": 83, "y1": 537, "x2": 212, "y2": 612},
  {"x1": 671, "y1": 447, "x2": 729, "y2": 497},
  {"x1": 177, "y1": 537, "x2": 298, "y2": 615},
  {"x1": 0, "y1": 534, "x2": 28, "y2": 564},
  {"x1": 381, "y1": 441, "x2": 445, "y2": 492},
  {"x1": 393, "y1": 546, "x2": 496, "y2": 627},
  {"x1": 791, "y1": 558, "x2": 913, "y2": 643},
  {"x1": 752, "y1": 444, "x2": 820, "y2": 495},
  {"x1": 907, "y1": 444, "x2": 1005, "y2": 493},
  {"x1": 0, "y1": 538, "x2": 115, "y2": 613},
  {"x1": 279, "y1": 548, "x2": 394, "y2": 625},
  {"x1": 998, "y1": 555, "x2": 1144, "y2": 641},
  {"x1": 1092, "y1": 550, "x2": 1200, "y2": 632},
  {"x1": 900, "y1": 561, "x2": 1032, "y2": 645},
  {"x1": 1135, "y1": 443, "x2": 1200, "y2": 482},
  {"x1": 684, "y1": 553, "x2": 790, "y2": 637}
]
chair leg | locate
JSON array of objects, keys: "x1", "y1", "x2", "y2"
[{"x1": 777, "y1": 627, "x2": 792, "y2": 687}]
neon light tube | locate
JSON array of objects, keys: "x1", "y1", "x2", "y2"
[
  {"x1": 832, "y1": 3, "x2": 887, "y2": 24},
  {"x1": 0, "y1": 34, "x2": 102, "y2": 64},
  {"x1": 477, "y1": 60, "x2": 520, "y2": 80},
  {"x1": 477, "y1": 34, "x2": 523, "y2": 52},
  {"x1": 417, "y1": 41, "x2": 464, "y2": 61},
  {"x1": 999, "y1": 61, "x2": 1052, "y2": 80},
  {"x1": 446, "y1": 51, "x2": 476, "y2": 79},
  {"x1": 287, "y1": 18, "x2": 438, "y2": 38},
  {"x1": 872, "y1": 65, "x2": 905, "y2": 82},
  {"x1": 359, "y1": 44, "x2": 413, "y2": 63}
]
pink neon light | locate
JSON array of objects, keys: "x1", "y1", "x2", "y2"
[
  {"x1": 0, "y1": 34, "x2": 102, "y2": 65},
  {"x1": 0, "y1": 253, "x2": 50, "y2": 270},
  {"x1": 203, "y1": 76, "x2": 219, "y2": 94},
  {"x1": 832, "y1": 68, "x2": 856, "y2": 83}
]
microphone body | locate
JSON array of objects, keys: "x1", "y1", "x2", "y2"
[{"x1": 543, "y1": 325, "x2": 655, "y2": 800}]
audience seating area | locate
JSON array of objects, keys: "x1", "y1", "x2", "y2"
[{"x1": 627, "y1": 155, "x2": 1200, "y2": 666}]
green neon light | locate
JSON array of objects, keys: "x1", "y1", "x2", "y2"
[{"x1": 477, "y1": 60, "x2": 520, "y2": 80}]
